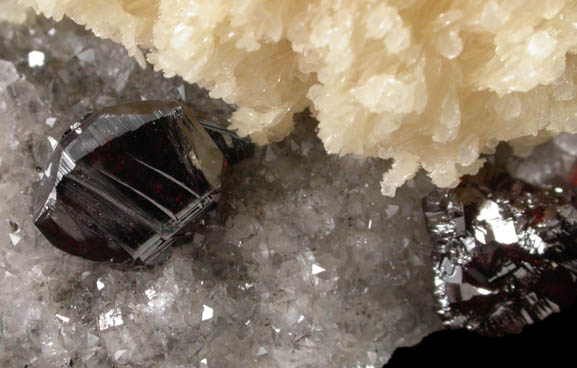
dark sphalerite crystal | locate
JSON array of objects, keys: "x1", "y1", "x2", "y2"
[
  {"x1": 33, "y1": 101, "x2": 252, "y2": 264},
  {"x1": 424, "y1": 164, "x2": 577, "y2": 336}
]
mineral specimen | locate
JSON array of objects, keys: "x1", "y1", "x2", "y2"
[
  {"x1": 34, "y1": 101, "x2": 252, "y2": 264},
  {"x1": 0, "y1": 17, "x2": 441, "y2": 367},
  {"x1": 16, "y1": 0, "x2": 577, "y2": 195},
  {"x1": 424, "y1": 164, "x2": 577, "y2": 336}
]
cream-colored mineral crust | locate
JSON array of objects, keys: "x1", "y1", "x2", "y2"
[
  {"x1": 18, "y1": 0, "x2": 577, "y2": 195},
  {"x1": 1, "y1": 0, "x2": 28, "y2": 23}
]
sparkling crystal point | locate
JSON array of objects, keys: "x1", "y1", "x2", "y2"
[
  {"x1": 424, "y1": 164, "x2": 577, "y2": 336},
  {"x1": 33, "y1": 101, "x2": 252, "y2": 264}
]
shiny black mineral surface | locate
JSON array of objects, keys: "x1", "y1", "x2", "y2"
[
  {"x1": 33, "y1": 101, "x2": 252, "y2": 264},
  {"x1": 424, "y1": 164, "x2": 577, "y2": 336}
]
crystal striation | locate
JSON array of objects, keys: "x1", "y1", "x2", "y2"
[
  {"x1": 34, "y1": 101, "x2": 252, "y2": 264},
  {"x1": 424, "y1": 164, "x2": 577, "y2": 336}
]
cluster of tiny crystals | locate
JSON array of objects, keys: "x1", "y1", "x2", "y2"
[
  {"x1": 0, "y1": 17, "x2": 441, "y2": 367},
  {"x1": 426, "y1": 159, "x2": 577, "y2": 336},
  {"x1": 15, "y1": 0, "x2": 577, "y2": 196}
]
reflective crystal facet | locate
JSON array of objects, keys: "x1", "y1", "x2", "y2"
[
  {"x1": 424, "y1": 164, "x2": 577, "y2": 336},
  {"x1": 33, "y1": 101, "x2": 252, "y2": 264}
]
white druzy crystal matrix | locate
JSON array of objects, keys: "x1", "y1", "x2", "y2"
[{"x1": 16, "y1": 0, "x2": 577, "y2": 195}]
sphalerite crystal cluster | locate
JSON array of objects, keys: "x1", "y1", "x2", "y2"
[
  {"x1": 424, "y1": 163, "x2": 577, "y2": 336},
  {"x1": 34, "y1": 101, "x2": 252, "y2": 264}
]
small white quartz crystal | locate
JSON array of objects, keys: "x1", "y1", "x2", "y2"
[{"x1": 17, "y1": 0, "x2": 577, "y2": 195}]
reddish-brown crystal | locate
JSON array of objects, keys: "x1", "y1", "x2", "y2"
[
  {"x1": 424, "y1": 164, "x2": 577, "y2": 336},
  {"x1": 34, "y1": 101, "x2": 251, "y2": 264}
]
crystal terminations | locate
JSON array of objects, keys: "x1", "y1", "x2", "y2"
[
  {"x1": 34, "y1": 101, "x2": 252, "y2": 264},
  {"x1": 17, "y1": 0, "x2": 577, "y2": 195},
  {"x1": 424, "y1": 164, "x2": 577, "y2": 336}
]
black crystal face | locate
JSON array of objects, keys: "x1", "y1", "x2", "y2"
[
  {"x1": 424, "y1": 164, "x2": 577, "y2": 336},
  {"x1": 34, "y1": 101, "x2": 252, "y2": 264}
]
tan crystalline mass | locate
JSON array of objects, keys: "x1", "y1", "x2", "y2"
[
  {"x1": 1, "y1": 0, "x2": 27, "y2": 23},
  {"x1": 16, "y1": 0, "x2": 577, "y2": 195}
]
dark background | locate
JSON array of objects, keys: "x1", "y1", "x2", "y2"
[{"x1": 385, "y1": 301, "x2": 577, "y2": 366}]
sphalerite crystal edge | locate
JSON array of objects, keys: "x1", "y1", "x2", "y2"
[{"x1": 34, "y1": 101, "x2": 252, "y2": 264}]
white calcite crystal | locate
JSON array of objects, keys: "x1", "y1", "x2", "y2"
[
  {"x1": 0, "y1": 17, "x2": 440, "y2": 367},
  {"x1": 15, "y1": 0, "x2": 577, "y2": 195}
]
